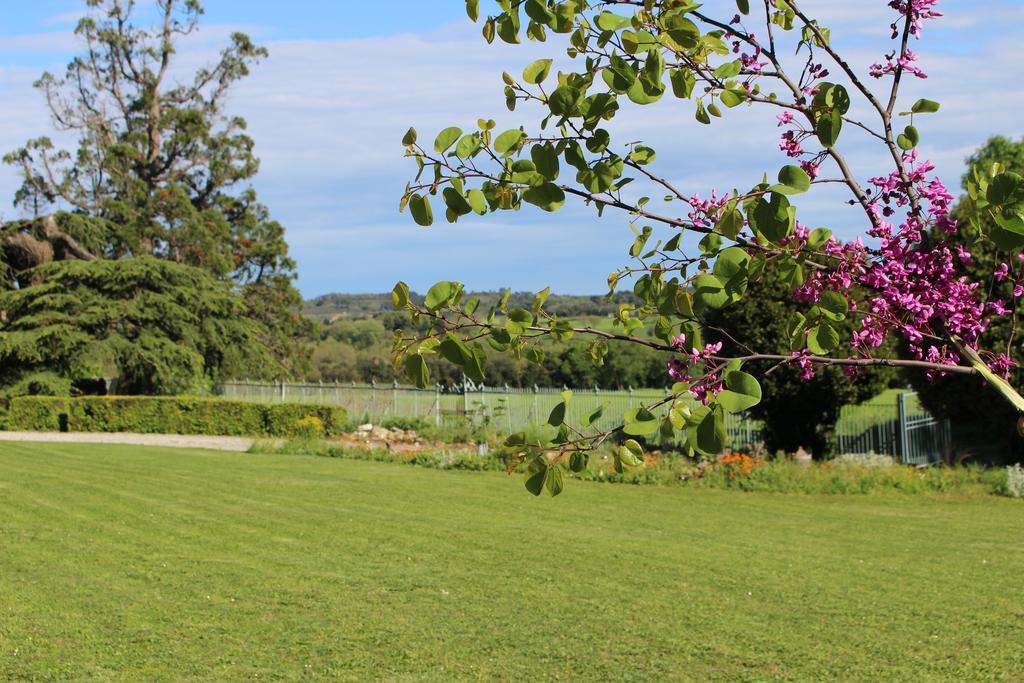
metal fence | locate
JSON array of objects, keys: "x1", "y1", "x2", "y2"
[
  {"x1": 216, "y1": 380, "x2": 950, "y2": 462},
  {"x1": 217, "y1": 379, "x2": 764, "y2": 449},
  {"x1": 835, "y1": 392, "x2": 951, "y2": 464}
]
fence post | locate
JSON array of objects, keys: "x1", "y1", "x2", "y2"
[
  {"x1": 392, "y1": 379, "x2": 399, "y2": 417},
  {"x1": 505, "y1": 383, "x2": 512, "y2": 432},
  {"x1": 435, "y1": 384, "x2": 441, "y2": 427},
  {"x1": 897, "y1": 392, "x2": 909, "y2": 464},
  {"x1": 279, "y1": 381, "x2": 286, "y2": 402},
  {"x1": 462, "y1": 373, "x2": 469, "y2": 417}
]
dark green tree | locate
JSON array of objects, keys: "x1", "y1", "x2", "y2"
[
  {"x1": 705, "y1": 265, "x2": 896, "y2": 457},
  {"x1": 1, "y1": 0, "x2": 309, "y2": 393},
  {"x1": 0, "y1": 257, "x2": 271, "y2": 396},
  {"x1": 909, "y1": 136, "x2": 1024, "y2": 463}
]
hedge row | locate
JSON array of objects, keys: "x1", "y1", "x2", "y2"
[{"x1": 7, "y1": 396, "x2": 347, "y2": 437}]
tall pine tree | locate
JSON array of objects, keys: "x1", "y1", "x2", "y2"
[{"x1": 1, "y1": 0, "x2": 309, "y2": 395}]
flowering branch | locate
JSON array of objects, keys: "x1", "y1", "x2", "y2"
[{"x1": 395, "y1": 0, "x2": 1024, "y2": 494}]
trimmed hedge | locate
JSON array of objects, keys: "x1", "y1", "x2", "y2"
[{"x1": 7, "y1": 396, "x2": 347, "y2": 437}]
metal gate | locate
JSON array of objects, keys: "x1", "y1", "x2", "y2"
[
  {"x1": 836, "y1": 391, "x2": 951, "y2": 464},
  {"x1": 898, "y1": 392, "x2": 952, "y2": 465}
]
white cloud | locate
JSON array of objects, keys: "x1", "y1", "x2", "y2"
[{"x1": 42, "y1": 11, "x2": 85, "y2": 27}]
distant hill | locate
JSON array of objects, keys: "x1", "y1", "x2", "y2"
[{"x1": 304, "y1": 291, "x2": 639, "y2": 321}]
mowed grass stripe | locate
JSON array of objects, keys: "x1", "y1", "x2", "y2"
[{"x1": 1, "y1": 442, "x2": 1022, "y2": 681}]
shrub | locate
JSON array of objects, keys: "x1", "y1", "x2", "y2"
[
  {"x1": 376, "y1": 416, "x2": 430, "y2": 432},
  {"x1": 1002, "y1": 464, "x2": 1024, "y2": 499},
  {"x1": 7, "y1": 396, "x2": 347, "y2": 437},
  {"x1": 294, "y1": 416, "x2": 325, "y2": 439},
  {"x1": 263, "y1": 403, "x2": 347, "y2": 437},
  {"x1": 7, "y1": 396, "x2": 70, "y2": 432}
]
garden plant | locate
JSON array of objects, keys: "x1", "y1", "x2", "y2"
[{"x1": 394, "y1": 0, "x2": 1024, "y2": 494}]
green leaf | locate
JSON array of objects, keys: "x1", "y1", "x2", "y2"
[
  {"x1": 595, "y1": 11, "x2": 631, "y2": 31},
  {"x1": 496, "y1": 12, "x2": 520, "y2": 44},
  {"x1": 524, "y1": 458, "x2": 547, "y2": 496},
  {"x1": 695, "y1": 100, "x2": 711, "y2": 125},
  {"x1": 627, "y1": 75, "x2": 664, "y2": 105},
  {"x1": 603, "y1": 55, "x2": 637, "y2": 93},
  {"x1": 910, "y1": 98, "x2": 940, "y2": 114},
  {"x1": 434, "y1": 127, "x2": 462, "y2": 153},
  {"x1": 531, "y1": 144, "x2": 560, "y2": 181},
  {"x1": 628, "y1": 145, "x2": 657, "y2": 166},
  {"x1": 442, "y1": 187, "x2": 472, "y2": 216},
  {"x1": 736, "y1": 0, "x2": 750, "y2": 14},
  {"x1": 987, "y1": 172, "x2": 1024, "y2": 207},
  {"x1": 465, "y1": 0, "x2": 479, "y2": 21},
  {"x1": 787, "y1": 311, "x2": 807, "y2": 349},
  {"x1": 524, "y1": 0, "x2": 553, "y2": 23},
  {"x1": 508, "y1": 307, "x2": 533, "y2": 324},
  {"x1": 467, "y1": 189, "x2": 487, "y2": 215},
  {"x1": 619, "y1": 439, "x2": 644, "y2": 467},
  {"x1": 694, "y1": 406, "x2": 725, "y2": 455},
  {"x1": 494, "y1": 129, "x2": 525, "y2": 155},
  {"x1": 819, "y1": 291, "x2": 848, "y2": 321},
  {"x1": 719, "y1": 87, "x2": 747, "y2": 108},
  {"x1": 545, "y1": 464, "x2": 565, "y2": 496},
  {"x1": 897, "y1": 125, "x2": 919, "y2": 151},
  {"x1": 816, "y1": 109, "x2": 842, "y2": 147},
  {"x1": 693, "y1": 273, "x2": 730, "y2": 310},
  {"x1": 424, "y1": 281, "x2": 456, "y2": 310},
  {"x1": 569, "y1": 451, "x2": 588, "y2": 473},
  {"x1": 523, "y1": 58, "x2": 553, "y2": 84},
  {"x1": 753, "y1": 192, "x2": 793, "y2": 242},
  {"x1": 455, "y1": 134, "x2": 481, "y2": 158},
  {"x1": 670, "y1": 68, "x2": 696, "y2": 99},
  {"x1": 662, "y1": 13, "x2": 701, "y2": 50},
  {"x1": 548, "y1": 86, "x2": 582, "y2": 117},
  {"x1": 624, "y1": 406, "x2": 659, "y2": 435},
  {"x1": 532, "y1": 286, "x2": 551, "y2": 315},
  {"x1": 713, "y1": 60, "x2": 742, "y2": 79},
  {"x1": 523, "y1": 183, "x2": 566, "y2": 212},
  {"x1": 991, "y1": 213, "x2": 1024, "y2": 251},
  {"x1": 548, "y1": 400, "x2": 567, "y2": 427},
  {"x1": 584, "y1": 403, "x2": 606, "y2": 426},
  {"x1": 774, "y1": 165, "x2": 811, "y2": 194},
  {"x1": 713, "y1": 247, "x2": 750, "y2": 299},
  {"x1": 391, "y1": 281, "x2": 410, "y2": 309},
  {"x1": 401, "y1": 127, "x2": 417, "y2": 146},
  {"x1": 409, "y1": 194, "x2": 433, "y2": 227},
  {"x1": 405, "y1": 354, "x2": 430, "y2": 389},
  {"x1": 807, "y1": 323, "x2": 840, "y2": 354},
  {"x1": 717, "y1": 371, "x2": 762, "y2": 413},
  {"x1": 716, "y1": 207, "x2": 744, "y2": 239}
]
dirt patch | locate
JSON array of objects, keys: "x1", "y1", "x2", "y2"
[{"x1": 335, "y1": 423, "x2": 475, "y2": 456}]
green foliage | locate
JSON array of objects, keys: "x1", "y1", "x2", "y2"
[
  {"x1": 705, "y1": 266, "x2": 896, "y2": 456},
  {"x1": 391, "y1": 2, "x2": 1022, "y2": 492},
  {"x1": 7, "y1": 395, "x2": 346, "y2": 437},
  {"x1": 1, "y1": 1, "x2": 309, "y2": 394},
  {"x1": 910, "y1": 136, "x2": 1024, "y2": 463},
  {"x1": 0, "y1": 258, "x2": 272, "y2": 396}
]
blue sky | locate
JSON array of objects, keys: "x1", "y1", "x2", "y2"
[{"x1": 1, "y1": 1, "x2": 1023, "y2": 297}]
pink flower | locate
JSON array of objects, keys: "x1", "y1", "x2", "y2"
[{"x1": 991, "y1": 354, "x2": 1019, "y2": 380}]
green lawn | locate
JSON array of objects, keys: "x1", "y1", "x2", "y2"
[{"x1": 1, "y1": 443, "x2": 1022, "y2": 681}]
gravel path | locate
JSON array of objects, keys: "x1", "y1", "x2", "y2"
[{"x1": 0, "y1": 431, "x2": 257, "y2": 452}]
